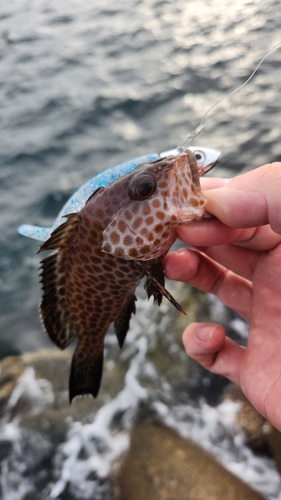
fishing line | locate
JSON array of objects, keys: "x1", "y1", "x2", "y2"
[{"x1": 177, "y1": 41, "x2": 281, "y2": 152}]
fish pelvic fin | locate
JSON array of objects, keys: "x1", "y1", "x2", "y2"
[
  {"x1": 144, "y1": 262, "x2": 164, "y2": 306},
  {"x1": 69, "y1": 344, "x2": 104, "y2": 402},
  {"x1": 114, "y1": 295, "x2": 137, "y2": 348},
  {"x1": 136, "y1": 261, "x2": 186, "y2": 315},
  {"x1": 38, "y1": 213, "x2": 79, "y2": 349}
]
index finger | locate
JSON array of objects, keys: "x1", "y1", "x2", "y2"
[{"x1": 176, "y1": 220, "x2": 281, "y2": 252}]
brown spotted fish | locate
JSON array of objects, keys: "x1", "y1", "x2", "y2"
[{"x1": 38, "y1": 150, "x2": 216, "y2": 401}]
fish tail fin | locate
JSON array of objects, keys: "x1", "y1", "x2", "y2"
[{"x1": 69, "y1": 343, "x2": 104, "y2": 402}]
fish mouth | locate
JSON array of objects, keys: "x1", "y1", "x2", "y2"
[{"x1": 165, "y1": 155, "x2": 206, "y2": 224}]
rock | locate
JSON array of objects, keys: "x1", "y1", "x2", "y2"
[
  {"x1": 115, "y1": 423, "x2": 266, "y2": 500},
  {"x1": 268, "y1": 428, "x2": 281, "y2": 476},
  {"x1": 0, "y1": 355, "x2": 25, "y2": 417},
  {"x1": 222, "y1": 384, "x2": 281, "y2": 478},
  {"x1": 222, "y1": 385, "x2": 272, "y2": 454},
  {"x1": 0, "y1": 348, "x2": 278, "y2": 500},
  {"x1": 0, "y1": 348, "x2": 128, "y2": 424},
  {"x1": 0, "y1": 349, "x2": 124, "y2": 500}
]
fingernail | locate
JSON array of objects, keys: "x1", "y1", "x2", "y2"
[{"x1": 196, "y1": 325, "x2": 213, "y2": 341}]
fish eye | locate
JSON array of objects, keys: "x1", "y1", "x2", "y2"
[
  {"x1": 193, "y1": 150, "x2": 206, "y2": 166},
  {"x1": 128, "y1": 174, "x2": 156, "y2": 200}
]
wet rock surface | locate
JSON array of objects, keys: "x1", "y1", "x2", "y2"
[
  {"x1": 0, "y1": 347, "x2": 281, "y2": 499},
  {"x1": 115, "y1": 422, "x2": 267, "y2": 500}
]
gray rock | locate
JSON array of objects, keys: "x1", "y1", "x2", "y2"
[{"x1": 115, "y1": 423, "x2": 267, "y2": 500}]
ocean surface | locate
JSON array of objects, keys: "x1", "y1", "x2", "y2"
[
  {"x1": 1, "y1": 1, "x2": 281, "y2": 498},
  {"x1": 1, "y1": 0, "x2": 281, "y2": 354}
]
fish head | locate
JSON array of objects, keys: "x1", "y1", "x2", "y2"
[{"x1": 101, "y1": 150, "x2": 211, "y2": 261}]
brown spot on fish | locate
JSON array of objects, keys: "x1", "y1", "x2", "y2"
[
  {"x1": 152, "y1": 199, "x2": 161, "y2": 208},
  {"x1": 154, "y1": 224, "x2": 163, "y2": 234},
  {"x1": 140, "y1": 227, "x2": 149, "y2": 237},
  {"x1": 140, "y1": 245, "x2": 150, "y2": 254},
  {"x1": 142, "y1": 204, "x2": 151, "y2": 216},
  {"x1": 124, "y1": 209, "x2": 133, "y2": 221},
  {"x1": 118, "y1": 220, "x2": 127, "y2": 233},
  {"x1": 113, "y1": 247, "x2": 123, "y2": 257},
  {"x1": 123, "y1": 235, "x2": 134, "y2": 246},
  {"x1": 145, "y1": 216, "x2": 154, "y2": 226},
  {"x1": 129, "y1": 248, "x2": 138, "y2": 258},
  {"x1": 110, "y1": 231, "x2": 120, "y2": 245},
  {"x1": 189, "y1": 198, "x2": 200, "y2": 207},
  {"x1": 132, "y1": 217, "x2": 143, "y2": 231},
  {"x1": 156, "y1": 211, "x2": 165, "y2": 220}
]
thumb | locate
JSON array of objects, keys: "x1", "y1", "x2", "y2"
[
  {"x1": 204, "y1": 163, "x2": 281, "y2": 234},
  {"x1": 183, "y1": 322, "x2": 244, "y2": 384}
]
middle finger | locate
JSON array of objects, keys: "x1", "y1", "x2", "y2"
[{"x1": 199, "y1": 243, "x2": 258, "y2": 282}]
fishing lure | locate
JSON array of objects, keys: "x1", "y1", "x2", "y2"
[{"x1": 17, "y1": 146, "x2": 221, "y2": 241}]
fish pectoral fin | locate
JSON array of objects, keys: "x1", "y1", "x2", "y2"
[
  {"x1": 69, "y1": 344, "x2": 104, "y2": 402},
  {"x1": 136, "y1": 261, "x2": 186, "y2": 315},
  {"x1": 144, "y1": 262, "x2": 164, "y2": 306},
  {"x1": 114, "y1": 295, "x2": 137, "y2": 348},
  {"x1": 38, "y1": 213, "x2": 80, "y2": 349}
]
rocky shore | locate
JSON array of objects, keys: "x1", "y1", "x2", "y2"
[{"x1": 0, "y1": 347, "x2": 280, "y2": 500}]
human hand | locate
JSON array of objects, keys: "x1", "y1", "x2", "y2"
[{"x1": 164, "y1": 162, "x2": 281, "y2": 431}]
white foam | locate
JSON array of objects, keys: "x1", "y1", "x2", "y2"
[
  {"x1": 3, "y1": 367, "x2": 54, "y2": 423},
  {"x1": 230, "y1": 317, "x2": 249, "y2": 339}
]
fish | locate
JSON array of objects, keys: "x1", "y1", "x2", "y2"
[
  {"x1": 17, "y1": 146, "x2": 221, "y2": 242},
  {"x1": 37, "y1": 149, "x2": 221, "y2": 401}
]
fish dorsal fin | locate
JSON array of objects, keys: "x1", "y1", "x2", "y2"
[
  {"x1": 136, "y1": 261, "x2": 186, "y2": 315},
  {"x1": 37, "y1": 213, "x2": 78, "y2": 253},
  {"x1": 38, "y1": 213, "x2": 79, "y2": 349}
]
